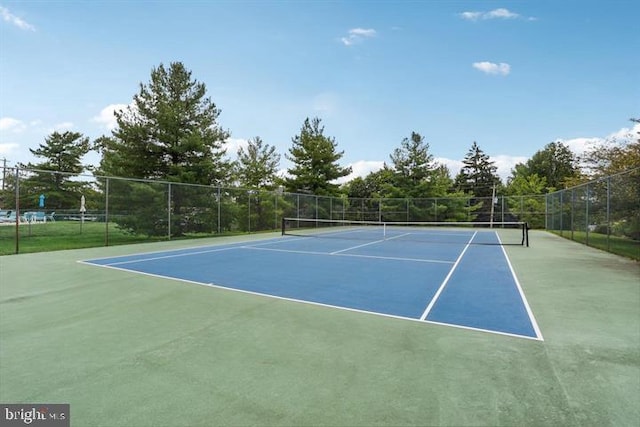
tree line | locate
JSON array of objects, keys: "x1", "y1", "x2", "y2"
[{"x1": 2, "y1": 62, "x2": 638, "y2": 234}]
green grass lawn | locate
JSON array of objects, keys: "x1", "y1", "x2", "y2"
[
  {"x1": 0, "y1": 221, "x2": 272, "y2": 255},
  {"x1": 551, "y1": 230, "x2": 640, "y2": 260},
  {"x1": 0, "y1": 221, "x2": 164, "y2": 255}
]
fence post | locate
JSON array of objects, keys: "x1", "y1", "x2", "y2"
[
  {"x1": 585, "y1": 183, "x2": 590, "y2": 246},
  {"x1": 559, "y1": 191, "x2": 564, "y2": 237},
  {"x1": 606, "y1": 176, "x2": 611, "y2": 251},
  {"x1": 215, "y1": 186, "x2": 220, "y2": 234},
  {"x1": 167, "y1": 183, "x2": 172, "y2": 240},
  {"x1": 406, "y1": 199, "x2": 409, "y2": 222},
  {"x1": 105, "y1": 178, "x2": 110, "y2": 246},
  {"x1": 14, "y1": 167, "x2": 20, "y2": 254}
]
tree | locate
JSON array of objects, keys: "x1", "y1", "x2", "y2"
[
  {"x1": 17, "y1": 131, "x2": 92, "y2": 210},
  {"x1": 234, "y1": 137, "x2": 280, "y2": 189},
  {"x1": 387, "y1": 132, "x2": 450, "y2": 198},
  {"x1": 101, "y1": 62, "x2": 230, "y2": 184},
  {"x1": 234, "y1": 137, "x2": 283, "y2": 231},
  {"x1": 580, "y1": 118, "x2": 640, "y2": 240},
  {"x1": 505, "y1": 172, "x2": 547, "y2": 228},
  {"x1": 454, "y1": 142, "x2": 500, "y2": 198},
  {"x1": 343, "y1": 165, "x2": 394, "y2": 199},
  {"x1": 581, "y1": 118, "x2": 640, "y2": 177},
  {"x1": 97, "y1": 62, "x2": 231, "y2": 236},
  {"x1": 454, "y1": 142, "x2": 500, "y2": 222},
  {"x1": 284, "y1": 117, "x2": 351, "y2": 196},
  {"x1": 523, "y1": 141, "x2": 578, "y2": 190}
]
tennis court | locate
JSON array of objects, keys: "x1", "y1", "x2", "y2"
[
  {"x1": 1, "y1": 227, "x2": 638, "y2": 426},
  {"x1": 82, "y1": 220, "x2": 540, "y2": 340}
]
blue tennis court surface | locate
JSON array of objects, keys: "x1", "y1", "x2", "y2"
[{"x1": 82, "y1": 228, "x2": 543, "y2": 340}]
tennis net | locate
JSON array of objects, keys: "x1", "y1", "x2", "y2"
[{"x1": 281, "y1": 218, "x2": 529, "y2": 246}]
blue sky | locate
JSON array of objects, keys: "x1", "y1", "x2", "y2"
[{"x1": 1, "y1": 0, "x2": 638, "y2": 182}]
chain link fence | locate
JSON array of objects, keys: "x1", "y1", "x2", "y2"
[
  {"x1": 2, "y1": 166, "x2": 547, "y2": 254},
  {"x1": 546, "y1": 168, "x2": 639, "y2": 259}
]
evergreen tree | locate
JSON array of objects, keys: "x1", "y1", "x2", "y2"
[
  {"x1": 454, "y1": 142, "x2": 500, "y2": 198},
  {"x1": 388, "y1": 132, "x2": 438, "y2": 198},
  {"x1": 235, "y1": 137, "x2": 280, "y2": 189},
  {"x1": 284, "y1": 117, "x2": 351, "y2": 196},
  {"x1": 234, "y1": 137, "x2": 283, "y2": 231},
  {"x1": 17, "y1": 131, "x2": 92, "y2": 210},
  {"x1": 454, "y1": 142, "x2": 500, "y2": 221},
  {"x1": 100, "y1": 61, "x2": 230, "y2": 184},
  {"x1": 97, "y1": 62, "x2": 231, "y2": 236}
]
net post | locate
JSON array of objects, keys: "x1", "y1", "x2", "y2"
[
  {"x1": 281, "y1": 217, "x2": 286, "y2": 236},
  {"x1": 524, "y1": 222, "x2": 529, "y2": 247}
]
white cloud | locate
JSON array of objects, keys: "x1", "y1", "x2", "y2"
[
  {"x1": 460, "y1": 11, "x2": 483, "y2": 21},
  {"x1": 492, "y1": 155, "x2": 528, "y2": 180},
  {"x1": 472, "y1": 61, "x2": 511, "y2": 76},
  {"x1": 607, "y1": 122, "x2": 640, "y2": 143},
  {"x1": 91, "y1": 103, "x2": 129, "y2": 130},
  {"x1": 0, "y1": 142, "x2": 20, "y2": 155},
  {"x1": 0, "y1": 117, "x2": 26, "y2": 133},
  {"x1": 558, "y1": 137, "x2": 602, "y2": 156},
  {"x1": 341, "y1": 28, "x2": 376, "y2": 46},
  {"x1": 435, "y1": 157, "x2": 464, "y2": 177},
  {"x1": 334, "y1": 160, "x2": 385, "y2": 184},
  {"x1": 485, "y1": 8, "x2": 520, "y2": 20},
  {"x1": 225, "y1": 137, "x2": 249, "y2": 157},
  {"x1": 460, "y1": 8, "x2": 530, "y2": 21},
  {"x1": 312, "y1": 92, "x2": 339, "y2": 115},
  {"x1": 51, "y1": 122, "x2": 74, "y2": 132},
  {"x1": 0, "y1": 6, "x2": 35, "y2": 31},
  {"x1": 553, "y1": 123, "x2": 639, "y2": 158}
]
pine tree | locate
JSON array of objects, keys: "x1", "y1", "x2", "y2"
[
  {"x1": 285, "y1": 117, "x2": 351, "y2": 196},
  {"x1": 97, "y1": 62, "x2": 231, "y2": 236},
  {"x1": 235, "y1": 137, "x2": 280, "y2": 189},
  {"x1": 101, "y1": 62, "x2": 231, "y2": 184},
  {"x1": 455, "y1": 142, "x2": 500, "y2": 198},
  {"x1": 18, "y1": 131, "x2": 92, "y2": 209}
]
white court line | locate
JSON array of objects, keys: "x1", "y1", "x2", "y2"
[
  {"x1": 81, "y1": 236, "x2": 307, "y2": 266},
  {"x1": 83, "y1": 260, "x2": 541, "y2": 341},
  {"x1": 79, "y1": 235, "x2": 294, "y2": 263},
  {"x1": 419, "y1": 231, "x2": 477, "y2": 321},
  {"x1": 97, "y1": 246, "x2": 242, "y2": 266},
  {"x1": 330, "y1": 232, "x2": 411, "y2": 254},
  {"x1": 242, "y1": 245, "x2": 454, "y2": 264},
  {"x1": 496, "y1": 232, "x2": 544, "y2": 341}
]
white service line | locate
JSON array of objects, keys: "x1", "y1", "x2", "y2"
[
  {"x1": 242, "y1": 245, "x2": 454, "y2": 264},
  {"x1": 330, "y1": 232, "x2": 411, "y2": 254},
  {"x1": 419, "y1": 231, "x2": 477, "y2": 321}
]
